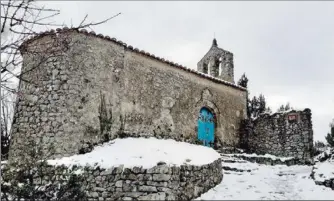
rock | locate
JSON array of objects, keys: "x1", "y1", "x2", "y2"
[
  {"x1": 153, "y1": 174, "x2": 171, "y2": 181},
  {"x1": 126, "y1": 192, "x2": 143, "y2": 198},
  {"x1": 115, "y1": 180, "x2": 123, "y2": 188},
  {"x1": 91, "y1": 192, "x2": 99, "y2": 198},
  {"x1": 138, "y1": 185, "x2": 157, "y2": 192},
  {"x1": 138, "y1": 192, "x2": 166, "y2": 200},
  {"x1": 147, "y1": 166, "x2": 166, "y2": 174},
  {"x1": 157, "y1": 161, "x2": 166, "y2": 166},
  {"x1": 94, "y1": 187, "x2": 106, "y2": 192},
  {"x1": 102, "y1": 191, "x2": 109, "y2": 198}
]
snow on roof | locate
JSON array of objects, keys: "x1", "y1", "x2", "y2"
[{"x1": 48, "y1": 137, "x2": 221, "y2": 169}]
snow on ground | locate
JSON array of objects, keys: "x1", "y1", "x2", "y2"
[
  {"x1": 313, "y1": 160, "x2": 334, "y2": 182},
  {"x1": 197, "y1": 159, "x2": 334, "y2": 200},
  {"x1": 313, "y1": 147, "x2": 334, "y2": 182},
  {"x1": 48, "y1": 137, "x2": 220, "y2": 169}
]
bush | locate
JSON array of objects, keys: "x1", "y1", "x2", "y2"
[{"x1": 1, "y1": 137, "x2": 87, "y2": 201}]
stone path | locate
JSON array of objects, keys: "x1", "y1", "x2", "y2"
[{"x1": 196, "y1": 154, "x2": 334, "y2": 200}]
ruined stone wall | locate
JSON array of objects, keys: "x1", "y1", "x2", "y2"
[
  {"x1": 245, "y1": 109, "x2": 313, "y2": 163},
  {"x1": 1, "y1": 159, "x2": 223, "y2": 200},
  {"x1": 9, "y1": 29, "x2": 247, "y2": 160}
]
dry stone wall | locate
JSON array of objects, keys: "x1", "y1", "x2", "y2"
[
  {"x1": 1, "y1": 159, "x2": 223, "y2": 200},
  {"x1": 9, "y1": 29, "x2": 247, "y2": 160},
  {"x1": 241, "y1": 109, "x2": 314, "y2": 163}
]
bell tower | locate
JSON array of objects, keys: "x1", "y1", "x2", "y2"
[{"x1": 197, "y1": 38, "x2": 235, "y2": 83}]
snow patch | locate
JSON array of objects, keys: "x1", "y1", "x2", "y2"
[{"x1": 48, "y1": 137, "x2": 220, "y2": 169}]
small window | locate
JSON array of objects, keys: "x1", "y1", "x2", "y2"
[{"x1": 203, "y1": 63, "x2": 208, "y2": 74}]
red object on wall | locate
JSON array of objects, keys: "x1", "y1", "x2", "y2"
[{"x1": 288, "y1": 114, "x2": 298, "y2": 121}]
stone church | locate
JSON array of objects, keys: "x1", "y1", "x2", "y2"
[{"x1": 9, "y1": 28, "x2": 247, "y2": 160}]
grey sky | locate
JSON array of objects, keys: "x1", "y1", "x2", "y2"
[{"x1": 42, "y1": 1, "x2": 334, "y2": 142}]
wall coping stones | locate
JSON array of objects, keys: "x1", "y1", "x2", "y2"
[{"x1": 252, "y1": 108, "x2": 311, "y2": 122}]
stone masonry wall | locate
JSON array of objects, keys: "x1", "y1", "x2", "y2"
[
  {"x1": 244, "y1": 109, "x2": 313, "y2": 163},
  {"x1": 1, "y1": 159, "x2": 222, "y2": 200},
  {"x1": 9, "y1": 29, "x2": 247, "y2": 160}
]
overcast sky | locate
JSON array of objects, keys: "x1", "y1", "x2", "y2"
[{"x1": 42, "y1": 1, "x2": 334, "y2": 142}]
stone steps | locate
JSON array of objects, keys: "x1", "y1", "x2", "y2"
[
  {"x1": 222, "y1": 166, "x2": 252, "y2": 173},
  {"x1": 216, "y1": 147, "x2": 245, "y2": 155},
  {"x1": 220, "y1": 154, "x2": 256, "y2": 173},
  {"x1": 223, "y1": 170, "x2": 244, "y2": 176},
  {"x1": 221, "y1": 159, "x2": 248, "y2": 164},
  {"x1": 221, "y1": 153, "x2": 307, "y2": 166}
]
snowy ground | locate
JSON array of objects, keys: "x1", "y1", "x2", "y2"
[
  {"x1": 197, "y1": 154, "x2": 334, "y2": 200},
  {"x1": 48, "y1": 137, "x2": 220, "y2": 169},
  {"x1": 313, "y1": 160, "x2": 334, "y2": 182},
  {"x1": 313, "y1": 147, "x2": 334, "y2": 182}
]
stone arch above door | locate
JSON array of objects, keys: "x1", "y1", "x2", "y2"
[{"x1": 195, "y1": 89, "x2": 220, "y2": 129}]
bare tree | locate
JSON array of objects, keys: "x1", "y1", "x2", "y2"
[
  {"x1": 1, "y1": 91, "x2": 13, "y2": 160},
  {"x1": 1, "y1": 0, "x2": 121, "y2": 159}
]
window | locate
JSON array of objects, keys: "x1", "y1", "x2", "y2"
[{"x1": 203, "y1": 63, "x2": 208, "y2": 74}]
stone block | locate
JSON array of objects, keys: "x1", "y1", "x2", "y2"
[
  {"x1": 153, "y1": 174, "x2": 171, "y2": 181},
  {"x1": 138, "y1": 192, "x2": 166, "y2": 200},
  {"x1": 138, "y1": 185, "x2": 158, "y2": 192}
]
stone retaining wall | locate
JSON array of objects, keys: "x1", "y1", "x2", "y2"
[{"x1": 1, "y1": 159, "x2": 222, "y2": 200}]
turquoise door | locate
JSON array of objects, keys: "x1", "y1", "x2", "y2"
[{"x1": 197, "y1": 108, "x2": 215, "y2": 147}]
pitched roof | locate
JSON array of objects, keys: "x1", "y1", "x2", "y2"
[{"x1": 20, "y1": 27, "x2": 247, "y2": 91}]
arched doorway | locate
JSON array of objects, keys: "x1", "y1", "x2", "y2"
[{"x1": 197, "y1": 107, "x2": 215, "y2": 147}]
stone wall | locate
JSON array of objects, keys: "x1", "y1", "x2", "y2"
[
  {"x1": 9, "y1": 29, "x2": 247, "y2": 160},
  {"x1": 1, "y1": 159, "x2": 223, "y2": 200},
  {"x1": 241, "y1": 109, "x2": 314, "y2": 163}
]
